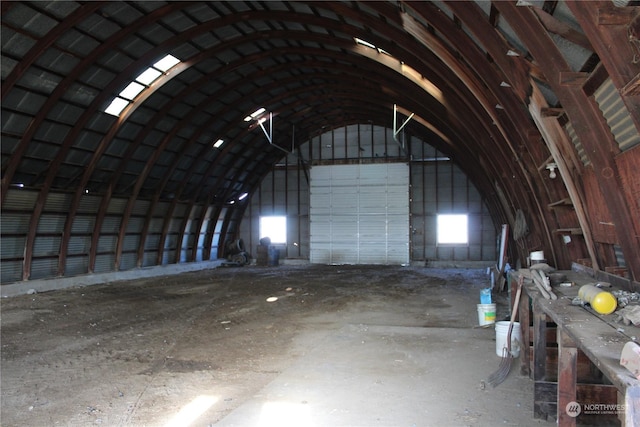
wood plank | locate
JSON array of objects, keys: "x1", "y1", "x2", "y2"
[
  {"x1": 558, "y1": 329, "x2": 578, "y2": 426},
  {"x1": 621, "y1": 72, "x2": 640, "y2": 97},
  {"x1": 520, "y1": 271, "x2": 640, "y2": 399},
  {"x1": 532, "y1": 7, "x2": 593, "y2": 51},
  {"x1": 535, "y1": 381, "x2": 620, "y2": 424},
  {"x1": 548, "y1": 198, "x2": 573, "y2": 208},
  {"x1": 540, "y1": 107, "x2": 565, "y2": 117},
  {"x1": 520, "y1": 292, "x2": 531, "y2": 376},
  {"x1": 559, "y1": 71, "x2": 588, "y2": 86},
  {"x1": 597, "y1": 4, "x2": 639, "y2": 25},
  {"x1": 533, "y1": 303, "x2": 548, "y2": 419}
]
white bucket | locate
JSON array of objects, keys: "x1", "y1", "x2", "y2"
[
  {"x1": 477, "y1": 303, "x2": 496, "y2": 326},
  {"x1": 495, "y1": 321, "x2": 522, "y2": 357}
]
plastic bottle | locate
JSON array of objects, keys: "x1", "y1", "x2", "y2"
[{"x1": 578, "y1": 284, "x2": 617, "y2": 315}]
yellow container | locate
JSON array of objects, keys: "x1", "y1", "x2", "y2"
[{"x1": 578, "y1": 284, "x2": 617, "y2": 315}]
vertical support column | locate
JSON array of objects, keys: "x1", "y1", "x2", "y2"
[
  {"x1": 557, "y1": 329, "x2": 578, "y2": 426},
  {"x1": 519, "y1": 290, "x2": 531, "y2": 377},
  {"x1": 533, "y1": 303, "x2": 547, "y2": 419}
]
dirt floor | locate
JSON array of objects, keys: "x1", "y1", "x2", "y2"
[{"x1": 1, "y1": 265, "x2": 556, "y2": 426}]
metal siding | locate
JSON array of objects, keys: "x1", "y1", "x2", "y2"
[
  {"x1": 65, "y1": 256, "x2": 88, "y2": 276},
  {"x1": 97, "y1": 235, "x2": 117, "y2": 253},
  {"x1": 71, "y1": 216, "x2": 94, "y2": 233},
  {"x1": 142, "y1": 251, "x2": 158, "y2": 267},
  {"x1": 94, "y1": 253, "x2": 114, "y2": 273},
  {"x1": 564, "y1": 121, "x2": 591, "y2": 166},
  {"x1": 1, "y1": 236, "x2": 25, "y2": 259},
  {"x1": 101, "y1": 216, "x2": 121, "y2": 233},
  {"x1": 0, "y1": 261, "x2": 22, "y2": 284},
  {"x1": 594, "y1": 78, "x2": 640, "y2": 152},
  {"x1": 107, "y1": 197, "x2": 127, "y2": 214},
  {"x1": 29, "y1": 257, "x2": 57, "y2": 280},
  {"x1": 3, "y1": 189, "x2": 37, "y2": 210},
  {"x1": 132, "y1": 199, "x2": 150, "y2": 215},
  {"x1": 78, "y1": 194, "x2": 102, "y2": 213},
  {"x1": 33, "y1": 236, "x2": 61, "y2": 257},
  {"x1": 37, "y1": 214, "x2": 66, "y2": 233},
  {"x1": 43, "y1": 192, "x2": 72, "y2": 211},
  {"x1": 1, "y1": 212, "x2": 30, "y2": 234},
  {"x1": 68, "y1": 235, "x2": 90, "y2": 254}
]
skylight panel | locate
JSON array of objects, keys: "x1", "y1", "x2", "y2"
[
  {"x1": 120, "y1": 81, "x2": 146, "y2": 100},
  {"x1": 354, "y1": 37, "x2": 376, "y2": 49},
  {"x1": 244, "y1": 107, "x2": 266, "y2": 121},
  {"x1": 104, "y1": 54, "x2": 182, "y2": 117},
  {"x1": 136, "y1": 68, "x2": 162, "y2": 85},
  {"x1": 105, "y1": 97, "x2": 129, "y2": 116},
  {"x1": 154, "y1": 54, "x2": 180, "y2": 72}
]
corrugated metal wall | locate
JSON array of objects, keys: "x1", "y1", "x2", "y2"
[
  {"x1": 594, "y1": 78, "x2": 640, "y2": 152},
  {"x1": 0, "y1": 188, "x2": 213, "y2": 284},
  {"x1": 240, "y1": 124, "x2": 497, "y2": 263}
]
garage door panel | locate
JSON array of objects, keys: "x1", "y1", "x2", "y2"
[{"x1": 310, "y1": 163, "x2": 409, "y2": 265}]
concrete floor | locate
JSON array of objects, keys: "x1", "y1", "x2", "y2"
[{"x1": 1, "y1": 265, "x2": 555, "y2": 426}]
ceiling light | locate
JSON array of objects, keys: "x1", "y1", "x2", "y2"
[
  {"x1": 238, "y1": 192, "x2": 248, "y2": 200},
  {"x1": 213, "y1": 139, "x2": 224, "y2": 148},
  {"x1": 546, "y1": 163, "x2": 557, "y2": 179},
  {"x1": 506, "y1": 49, "x2": 520, "y2": 57}
]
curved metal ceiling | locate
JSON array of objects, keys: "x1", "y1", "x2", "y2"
[{"x1": 2, "y1": 1, "x2": 639, "y2": 282}]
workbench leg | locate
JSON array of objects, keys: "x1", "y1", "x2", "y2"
[
  {"x1": 520, "y1": 293, "x2": 530, "y2": 377},
  {"x1": 533, "y1": 306, "x2": 547, "y2": 419},
  {"x1": 557, "y1": 329, "x2": 577, "y2": 427}
]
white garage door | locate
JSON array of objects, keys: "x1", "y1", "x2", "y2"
[{"x1": 309, "y1": 163, "x2": 410, "y2": 265}]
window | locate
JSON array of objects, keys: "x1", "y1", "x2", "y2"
[
  {"x1": 260, "y1": 216, "x2": 286, "y2": 244},
  {"x1": 437, "y1": 214, "x2": 468, "y2": 245},
  {"x1": 105, "y1": 54, "x2": 181, "y2": 117}
]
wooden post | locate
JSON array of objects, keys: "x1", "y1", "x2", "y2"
[
  {"x1": 520, "y1": 291, "x2": 531, "y2": 377},
  {"x1": 557, "y1": 329, "x2": 578, "y2": 426},
  {"x1": 533, "y1": 303, "x2": 548, "y2": 419}
]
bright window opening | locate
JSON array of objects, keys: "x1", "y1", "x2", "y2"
[
  {"x1": 260, "y1": 216, "x2": 286, "y2": 244},
  {"x1": 136, "y1": 68, "x2": 162, "y2": 85},
  {"x1": 437, "y1": 214, "x2": 468, "y2": 245},
  {"x1": 104, "y1": 97, "x2": 130, "y2": 116},
  {"x1": 120, "y1": 81, "x2": 145, "y2": 100},
  {"x1": 105, "y1": 54, "x2": 181, "y2": 116}
]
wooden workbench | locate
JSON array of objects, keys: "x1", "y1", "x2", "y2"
[{"x1": 513, "y1": 269, "x2": 640, "y2": 427}]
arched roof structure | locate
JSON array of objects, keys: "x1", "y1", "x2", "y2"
[{"x1": 2, "y1": 1, "x2": 639, "y2": 283}]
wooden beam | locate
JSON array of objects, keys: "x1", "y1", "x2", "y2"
[
  {"x1": 533, "y1": 7, "x2": 593, "y2": 51},
  {"x1": 557, "y1": 329, "x2": 578, "y2": 426},
  {"x1": 597, "y1": 4, "x2": 639, "y2": 25},
  {"x1": 559, "y1": 72, "x2": 589, "y2": 86},
  {"x1": 540, "y1": 107, "x2": 564, "y2": 117},
  {"x1": 621, "y1": 72, "x2": 640, "y2": 96},
  {"x1": 533, "y1": 304, "x2": 548, "y2": 418}
]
